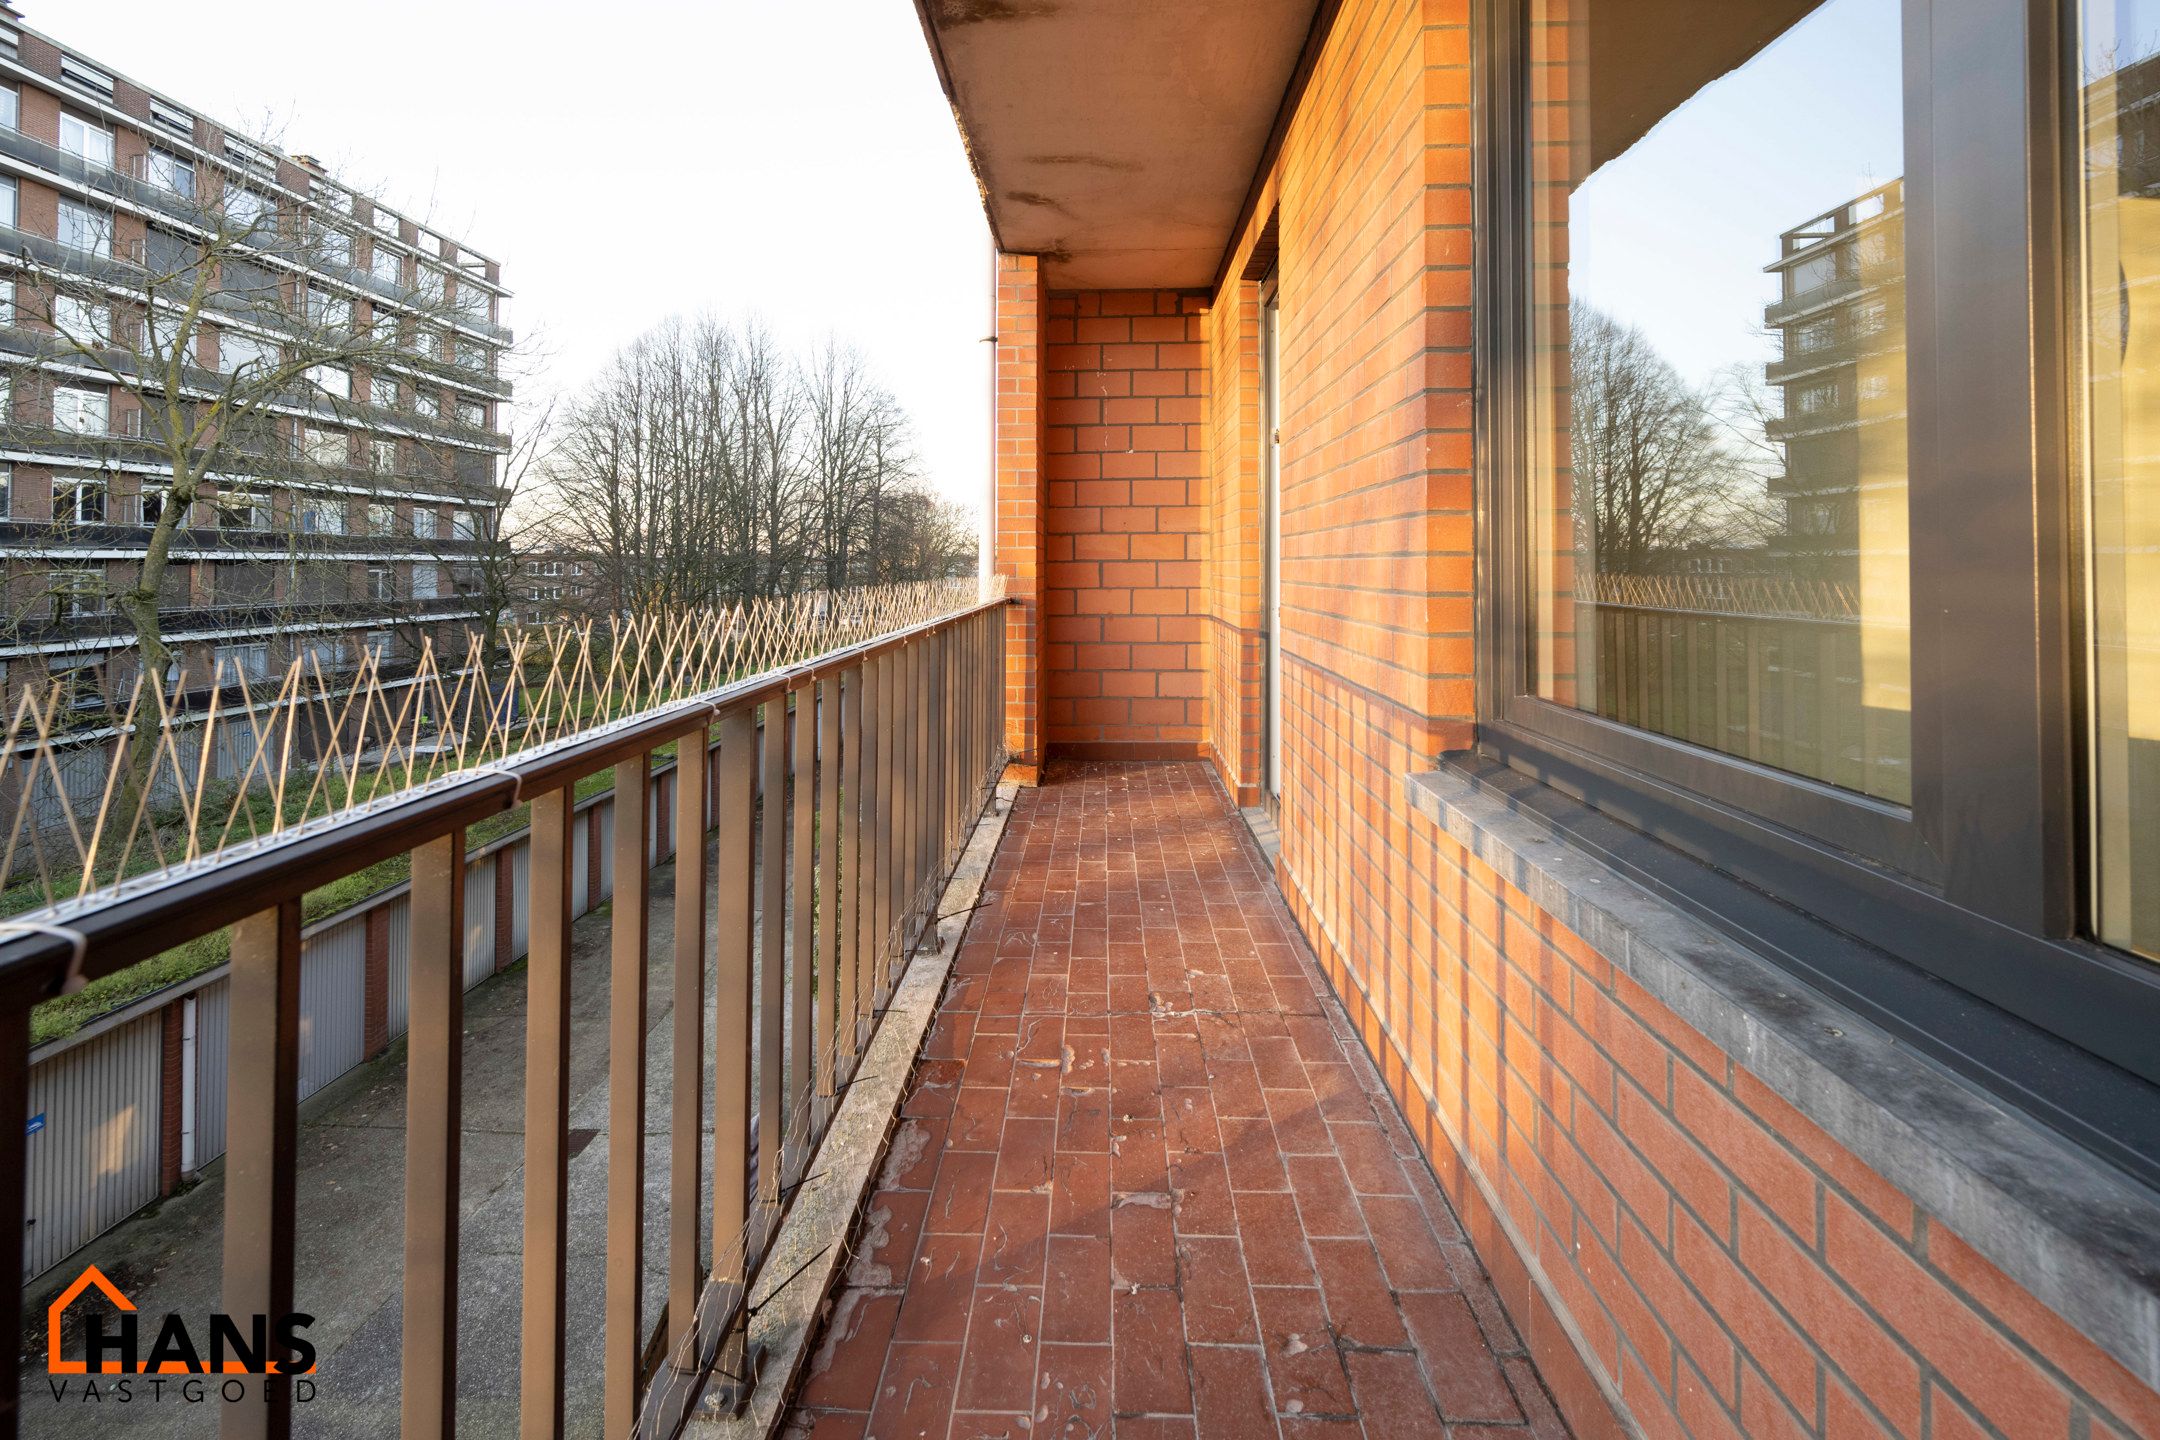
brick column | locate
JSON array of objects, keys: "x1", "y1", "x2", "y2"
[
  {"x1": 158, "y1": 1001, "x2": 183, "y2": 1195},
  {"x1": 364, "y1": 906, "x2": 390, "y2": 1056},
  {"x1": 995, "y1": 251, "x2": 1048, "y2": 781}
]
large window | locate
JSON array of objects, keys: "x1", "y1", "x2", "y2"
[
  {"x1": 2077, "y1": 0, "x2": 2160, "y2": 961},
  {"x1": 51, "y1": 386, "x2": 109, "y2": 435},
  {"x1": 52, "y1": 295, "x2": 111, "y2": 348},
  {"x1": 58, "y1": 112, "x2": 113, "y2": 170},
  {"x1": 145, "y1": 149, "x2": 193, "y2": 199},
  {"x1": 57, "y1": 200, "x2": 111, "y2": 257},
  {"x1": 53, "y1": 476, "x2": 104, "y2": 525},
  {"x1": 218, "y1": 329, "x2": 278, "y2": 376},
  {"x1": 1480, "y1": 0, "x2": 2160, "y2": 1144}
]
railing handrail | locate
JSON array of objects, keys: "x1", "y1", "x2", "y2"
[{"x1": 0, "y1": 591, "x2": 1012, "y2": 994}]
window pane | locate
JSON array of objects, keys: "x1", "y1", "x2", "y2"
[
  {"x1": 2077, "y1": 0, "x2": 2160, "y2": 959},
  {"x1": 1525, "y1": 0, "x2": 1911, "y2": 803}
]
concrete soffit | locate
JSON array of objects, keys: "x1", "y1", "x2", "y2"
[{"x1": 912, "y1": 0, "x2": 1327, "y2": 291}]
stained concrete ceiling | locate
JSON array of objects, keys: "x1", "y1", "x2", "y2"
[{"x1": 914, "y1": 0, "x2": 1324, "y2": 290}]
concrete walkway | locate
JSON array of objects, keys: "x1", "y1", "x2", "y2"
[
  {"x1": 19, "y1": 844, "x2": 735, "y2": 1439},
  {"x1": 782, "y1": 761, "x2": 1573, "y2": 1439}
]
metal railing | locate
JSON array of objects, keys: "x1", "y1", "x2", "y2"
[{"x1": 0, "y1": 583, "x2": 1009, "y2": 1438}]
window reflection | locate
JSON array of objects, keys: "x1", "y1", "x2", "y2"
[
  {"x1": 2079, "y1": 0, "x2": 2160, "y2": 959},
  {"x1": 1526, "y1": 0, "x2": 1911, "y2": 804}
]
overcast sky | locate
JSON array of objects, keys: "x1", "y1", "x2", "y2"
[{"x1": 27, "y1": 0, "x2": 995, "y2": 515}]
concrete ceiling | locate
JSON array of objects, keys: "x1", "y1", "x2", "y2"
[{"x1": 915, "y1": 0, "x2": 1324, "y2": 290}]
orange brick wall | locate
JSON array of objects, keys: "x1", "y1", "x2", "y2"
[
  {"x1": 990, "y1": 0, "x2": 2160, "y2": 1433},
  {"x1": 1039, "y1": 290, "x2": 1208, "y2": 757},
  {"x1": 1196, "y1": 0, "x2": 2160, "y2": 1436},
  {"x1": 1205, "y1": 278, "x2": 1267, "y2": 803},
  {"x1": 995, "y1": 254, "x2": 1048, "y2": 772}
]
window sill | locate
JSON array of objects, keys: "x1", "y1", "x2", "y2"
[{"x1": 1404, "y1": 759, "x2": 2160, "y2": 1394}]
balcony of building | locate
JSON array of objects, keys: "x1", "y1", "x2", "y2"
[{"x1": 4, "y1": 2, "x2": 2160, "y2": 1438}]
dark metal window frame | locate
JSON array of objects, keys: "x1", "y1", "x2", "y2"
[{"x1": 1470, "y1": 0, "x2": 2160, "y2": 1110}]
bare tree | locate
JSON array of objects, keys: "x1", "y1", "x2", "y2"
[
  {"x1": 1567, "y1": 301, "x2": 1756, "y2": 575},
  {"x1": 541, "y1": 316, "x2": 974, "y2": 606}
]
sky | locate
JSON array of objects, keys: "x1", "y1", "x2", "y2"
[
  {"x1": 1569, "y1": 0, "x2": 1904, "y2": 387},
  {"x1": 24, "y1": 0, "x2": 996, "y2": 515}
]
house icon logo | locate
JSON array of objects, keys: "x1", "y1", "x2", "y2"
[
  {"x1": 44, "y1": 1263, "x2": 315, "y2": 1378},
  {"x1": 46, "y1": 1265, "x2": 134, "y2": 1375}
]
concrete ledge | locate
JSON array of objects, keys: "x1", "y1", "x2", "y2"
[
  {"x1": 684, "y1": 780, "x2": 1019, "y2": 1437},
  {"x1": 1404, "y1": 765, "x2": 2160, "y2": 1395}
]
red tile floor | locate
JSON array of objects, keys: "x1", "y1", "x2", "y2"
[{"x1": 784, "y1": 762, "x2": 1571, "y2": 1439}]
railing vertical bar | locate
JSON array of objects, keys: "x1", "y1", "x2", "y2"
[
  {"x1": 402, "y1": 830, "x2": 467, "y2": 1440},
  {"x1": 837, "y1": 667, "x2": 863, "y2": 1074},
  {"x1": 921, "y1": 636, "x2": 936, "y2": 912},
  {"x1": 846, "y1": 660, "x2": 872, "y2": 1049},
  {"x1": 788, "y1": 684, "x2": 815, "y2": 1181},
  {"x1": 520, "y1": 789, "x2": 575, "y2": 1440},
  {"x1": 711, "y1": 709, "x2": 756, "y2": 1359},
  {"x1": 937, "y1": 634, "x2": 954, "y2": 872},
  {"x1": 894, "y1": 643, "x2": 916, "y2": 991},
  {"x1": 757, "y1": 701, "x2": 786, "y2": 1227},
  {"x1": 873, "y1": 649, "x2": 896, "y2": 1010},
  {"x1": 669, "y1": 729, "x2": 709, "y2": 1366},
  {"x1": 221, "y1": 899, "x2": 301, "y2": 1440},
  {"x1": 604, "y1": 754, "x2": 651, "y2": 1440},
  {"x1": 817, "y1": 674, "x2": 842, "y2": 1117}
]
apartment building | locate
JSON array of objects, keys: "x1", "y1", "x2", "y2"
[
  {"x1": 514, "y1": 550, "x2": 600, "y2": 626},
  {"x1": 0, "y1": 2, "x2": 511, "y2": 714}
]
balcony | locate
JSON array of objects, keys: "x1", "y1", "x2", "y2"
[
  {"x1": 0, "y1": 586, "x2": 1547, "y2": 1439},
  {"x1": 8, "y1": 591, "x2": 481, "y2": 648},
  {"x1": 0, "y1": 515, "x2": 495, "y2": 557}
]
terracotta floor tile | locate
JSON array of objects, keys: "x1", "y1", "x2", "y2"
[
  {"x1": 1236, "y1": 1191, "x2": 1315, "y2": 1286},
  {"x1": 1043, "y1": 1234, "x2": 1113, "y2": 1344},
  {"x1": 1050, "y1": 1151, "x2": 1112, "y2": 1237},
  {"x1": 797, "y1": 1287, "x2": 900, "y2": 1411},
  {"x1": 894, "y1": 1232, "x2": 981, "y2": 1343},
  {"x1": 1105, "y1": 1190, "x2": 1175, "y2": 1287},
  {"x1": 1399, "y1": 1289, "x2": 1524, "y2": 1423},
  {"x1": 981, "y1": 1189, "x2": 1051, "y2": 1288},
  {"x1": 1113, "y1": 1287, "x2": 1194, "y2": 1415},
  {"x1": 880, "y1": 1115, "x2": 947, "y2": 1192},
  {"x1": 865, "y1": 1340, "x2": 961, "y2": 1440},
  {"x1": 783, "y1": 763, "x2": 1568, "y2": 1439},
  {"x1": 1361, "y1": 1192, "x2": 1454, "y2": 1291},
  {"x1": 1284, "y1": 1155, "x2": 1365, "y2": 1239},
  {"x1": 1219, "y1": 1115, "x2": 1292, "y2": 1192},
  {"x1": 926, "y1": 1151, "x2": 999, "y2": 1233},
  {"x1": 948, "y1": 1084, "x2": 1009, "y2": 1152},
  {"x1": 1344, "y1": 1349, "x2": 1447, "y2": 1439},
  {"x1": 956, "y1": 1285, "x2": 1043, "y2": 1413},
  {"x1": 1191, "y1": 1344, "x2": 1280, "y2": 1439},
  {"x1": 1035, "y1": 1341, "x2": 1114, "y2": 1437},
  {"x1": 1059, "y1": 1086, "x2": 1113, "y2": 1153},
  {"x1": 1331, "y1": 1122, "x2": 1410, "y2": 1195},
  {"x1": 1309, "y1": 1237, "x2": 1409, "y2": 1349},
  {"x1": 1176, "y1": 1234, "x2": 1258, "y2": 1344},
  {"x1": 1110, "y1": 1116, "x2": 1169, "y2": 1192},
  {"x1": 1167, "y1": 1153, "x2": 1238, "y2": 1237},
  {"x1": 994, "y1": 1116, "x2": 1058, "y2": 1191},
  {"x1": 1251, "y1": 1285, "x2": 1354, "y2": 1418},
  {"x1": 846, "y1": 1188, "x2": 928, "y2": 1289}
]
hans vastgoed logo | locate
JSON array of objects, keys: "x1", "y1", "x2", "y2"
[{"x1": 43, "y1": 1264, "x2": 318, "y2": 1407}]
